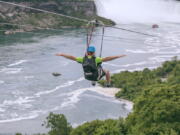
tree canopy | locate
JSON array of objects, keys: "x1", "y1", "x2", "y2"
[{"x1": 42, "y1": 58, "x2": 180, "y2": 135}]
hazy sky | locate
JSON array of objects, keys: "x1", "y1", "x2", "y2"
[{"x1": 95, "y1": 0, "x2": 180, "y2": 23}]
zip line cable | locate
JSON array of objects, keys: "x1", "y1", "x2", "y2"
[
  {"x1": 0, "y1": 0, "x2": 158, "y2": 37},
  {"x1": 109, "y1": 26, "x2": 156, "y2": 37},
  {"x1": 86, "y1": 24, "x2": 95, "y2": 48},
  {"x1": 92, "y1": 33, "x2": 145, "y2": 42}
]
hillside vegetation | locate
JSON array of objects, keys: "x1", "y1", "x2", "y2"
[{"x1": 33, "y1": 57, "x2": 180, "y2": 135}]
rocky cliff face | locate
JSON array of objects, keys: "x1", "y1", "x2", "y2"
[
  {"x1": 0, "y1": 1, "x2": 114, "y2": 34},
  {"x1": 0, "y1": 1, "x2": 96, "y2": 18}
]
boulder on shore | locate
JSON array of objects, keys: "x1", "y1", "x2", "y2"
[{"x1": 152, "y1": 24, "x2": 159, "y2": 28}]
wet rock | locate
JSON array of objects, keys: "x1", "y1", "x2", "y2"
[
  {"x1": 52, "y1": 72, "x2": 61, "y2": 77},
  {"x1": 152, "y1": 24, "x2": 159, "y2": 28}
]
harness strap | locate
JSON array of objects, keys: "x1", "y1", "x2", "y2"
[
  {"x1": 99, "y1": 26, "x2": 105, "y2": 57},
  {"x1": 86, "y1": 22, "x2": 95, "y2": 48}
]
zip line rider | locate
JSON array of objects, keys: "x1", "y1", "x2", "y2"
[{"x1": 56, "y1": 46, "x2": 126, "y2": 87}]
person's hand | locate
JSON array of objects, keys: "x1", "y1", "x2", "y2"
[
  {"x1": 118, "y1": 54, "x2": 126, "y2": 58},
  {"x1": 55, "y1": 53, "x2": 64, "y2": 56},
  {"x1": 121, "y1": 54, "x2": 127, "y2": 57}
]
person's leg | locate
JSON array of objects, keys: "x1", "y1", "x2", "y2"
[
  {"x1": 103, "y1": 69, "x2": 111, "y2": 85},
  {"x1": 97, "y1": 66, "x2": 111, "y2": 87}
]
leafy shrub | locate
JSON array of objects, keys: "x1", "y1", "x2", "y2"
[{"x1": 44, "y1": 113, "x2": 72, "y2": 135}]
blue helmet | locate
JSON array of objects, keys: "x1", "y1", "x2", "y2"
[{"x1": 87, "y1": 46, "x2": 96, "y2": 53}]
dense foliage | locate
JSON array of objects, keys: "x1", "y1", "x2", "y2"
[
  {"x1": 112, "y1": 57, "x2": 180, "y2": 101},
  {"x1": 102, "y1": 57, "x2": 179, "y2": 135},
  {"x1": 44, "y1": 113, "x2": 72, "y2": 135},
  {"x1": 126, "y1": 83, "x2": 180, "y2": 135},
  {"x1": 71, "y1": 119, "x2": 123, "y2": 135},
  {"x1": 20, "y1": 58, "x2": 180, "y2": 135}
]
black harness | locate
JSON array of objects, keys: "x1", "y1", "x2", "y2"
[{"x1": 82, "y1": 56, "x2": 103, "y2": 81}]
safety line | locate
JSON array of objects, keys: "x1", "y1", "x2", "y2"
[
  {"x1": 99, "y1": 27, "x2": 105, "y2": 57},
  {"x1": 87, "y1": 24, "x2": 95, "y2": 47},
  {"x1": 109, "y1": 26, "x2": 157, "y2": 37}
]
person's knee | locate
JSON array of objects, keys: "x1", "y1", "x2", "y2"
[{"x1": 104, "y1": 69, "x2": 110, "y2": 75}]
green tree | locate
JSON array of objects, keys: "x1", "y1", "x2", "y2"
[
  {"x1": 94, "y1": 119, "x2": 119, "y2": 135},
  {"x1": 126, "y1": 84, "x2": 180, "y2": 135},
  {"x1": 15, "y1": 133, "x2": 22, "y2": 135},
  {"x1": 44, "y1": 113, "x2": 72, "y2": 135},
  {"x1": 70, "y1": 120, "x2": 104, "y2": 135},
  {"x1": 71, "y1": 119, "x2": 123, "y2": 135}
]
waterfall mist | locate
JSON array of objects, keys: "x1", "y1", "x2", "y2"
[{"x1": 95, "y1": 0, "x2": 180, "y2": 23}]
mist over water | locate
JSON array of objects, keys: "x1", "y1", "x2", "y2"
[{"x1": 96, "y1": 0, "x2": 180, "y2": 23}]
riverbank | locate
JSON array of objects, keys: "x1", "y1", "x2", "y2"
[
  {"x1": 90, "y1": 86, "x2": 133, "y2": 108},
  {"x1": 87, "y1": 86, "x2": 120, "y2": 97}
]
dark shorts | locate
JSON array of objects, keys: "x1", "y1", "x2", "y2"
[{"x1": 97, "y1": 66, "x2": 106, "y2": 80}]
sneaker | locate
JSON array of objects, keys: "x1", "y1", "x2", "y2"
[
  {"x1": 91, "y1": 81, "x2": 96, "y2": 86},
  {"x1": 105, "y1": 83, "x2": 112, "y2": 87}
]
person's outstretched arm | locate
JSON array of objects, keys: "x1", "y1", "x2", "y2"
[
  {"x1": 102, "y1": 55, "x2": 126, "y2": 62},
  {"x1": 56, "y1": 53, "x2": 76, "y2": 61}
]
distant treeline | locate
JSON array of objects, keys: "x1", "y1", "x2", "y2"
[{"x1": 29, "y1": 57, "x2": 179, "y2": 135}]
